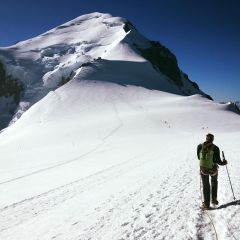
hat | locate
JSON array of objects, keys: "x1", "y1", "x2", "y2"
[{"x1": 206, "y1": 133, "x2": 214, "y2": 142}]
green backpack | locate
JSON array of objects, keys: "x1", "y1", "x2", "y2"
[{"x1": 200, "y1": 144, "x2": 214, "y2": 169}]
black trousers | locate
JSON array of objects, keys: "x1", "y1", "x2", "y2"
[{"x1": 201, "y1": 171, "x2": 218, "y2": 207}]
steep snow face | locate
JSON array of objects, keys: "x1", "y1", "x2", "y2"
[
  {"x1": 0, "y1": 13, "x2": 129, "y2": 128},
  {"x1": 0, "y1": 13, "x2": 128, "y2": 89},
  {"x1": 0, "y1": 12, "x2": 209, "y2": 129}
]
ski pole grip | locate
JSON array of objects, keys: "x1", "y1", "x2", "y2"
[{"x1": 222, "y1": 151, "x2": 225, "y2": 160}]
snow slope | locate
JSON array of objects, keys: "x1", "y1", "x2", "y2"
[
  {"x1": 0, "y1": 12, "x2": 209, "y2": 129},
  {"x1": 0, "y1": 78, "x2": 240, "y2": 239},
  {"x1": 0, "y1": 12, "x2": 239, "y2": 240}
]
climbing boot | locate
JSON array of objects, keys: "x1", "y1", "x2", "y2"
[{"x1": 200, "y1": 202, "x2": 210, "y2": 210}]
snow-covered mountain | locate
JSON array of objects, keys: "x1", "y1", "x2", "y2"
[
  {"x1": 0, "y1": 13, "x2": 240, "y2": 240},
  {"x1": 0, "y1": 12, "x2": 211, "y2": 130},
  {"x1": 219, "y1": 101, "x2": 240, "y2": 114}
]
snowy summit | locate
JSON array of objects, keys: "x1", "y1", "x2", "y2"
[
  {"x1": 0, "y1": 12, "x2": 240, "y2": 240},
  {"x1": 0, "y1": 12, "x2": 210, "y2": 129}
]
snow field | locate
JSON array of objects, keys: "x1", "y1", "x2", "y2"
[
  {"x1": 0, "y1": 11, "x2": 239, "y2": 240},
  {"x1": 0, "y1": 81, "x2": 239, "y2": 239}
]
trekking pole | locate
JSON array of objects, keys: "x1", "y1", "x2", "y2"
[{"x1": 222, "y1": 151, "x2": 236, "y2": 200}]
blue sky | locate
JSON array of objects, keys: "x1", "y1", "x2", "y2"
[{"x1": 0, "y1": 0, "x2": 239, "y2": 102}]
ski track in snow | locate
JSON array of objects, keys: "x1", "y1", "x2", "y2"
[
  {"x1": 0, "y1": 100, "x2": 123, "y2": 186},
  {"x1": 0, "y1": 152, "x2": 146, "y2": 232},
  {"x1": 1, "y1": 91, "x2": 240, "y2": 239},
  {"x1": 1, "y1": 146, "x2": 239, "y2": 240},
  {"x1": 0, "y1": 153, "x2": 193, "y2": 239},
  {"x1": 1, "y1": 84, "x2": 240, "y2": 240}
]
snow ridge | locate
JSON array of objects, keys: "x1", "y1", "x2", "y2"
[{"x1": 1, "y1": 12, "x2": 210, "y2": 129}]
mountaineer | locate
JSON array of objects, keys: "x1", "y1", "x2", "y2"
[{"x1": 197, "y1": 133, "x2": 227, "y2": 210}]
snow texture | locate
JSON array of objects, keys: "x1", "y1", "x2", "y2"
[
  {"x1": 0, "y1": 79, "x2": 240, "y2": 239},
  {"x1": 0, "y1": 12, "x2": 240, "y2": 240},
  {"x1": 0, "y1": 12, "x2": 207, "y2": 126}
]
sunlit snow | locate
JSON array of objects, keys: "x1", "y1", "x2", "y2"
[{"x1": 0, "y1": 12, "x2": 239, "y2": 240}]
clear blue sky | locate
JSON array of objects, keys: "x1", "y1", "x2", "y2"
[{"x1": 0, "y1": 0, "x2": 239, "y2": 102}]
